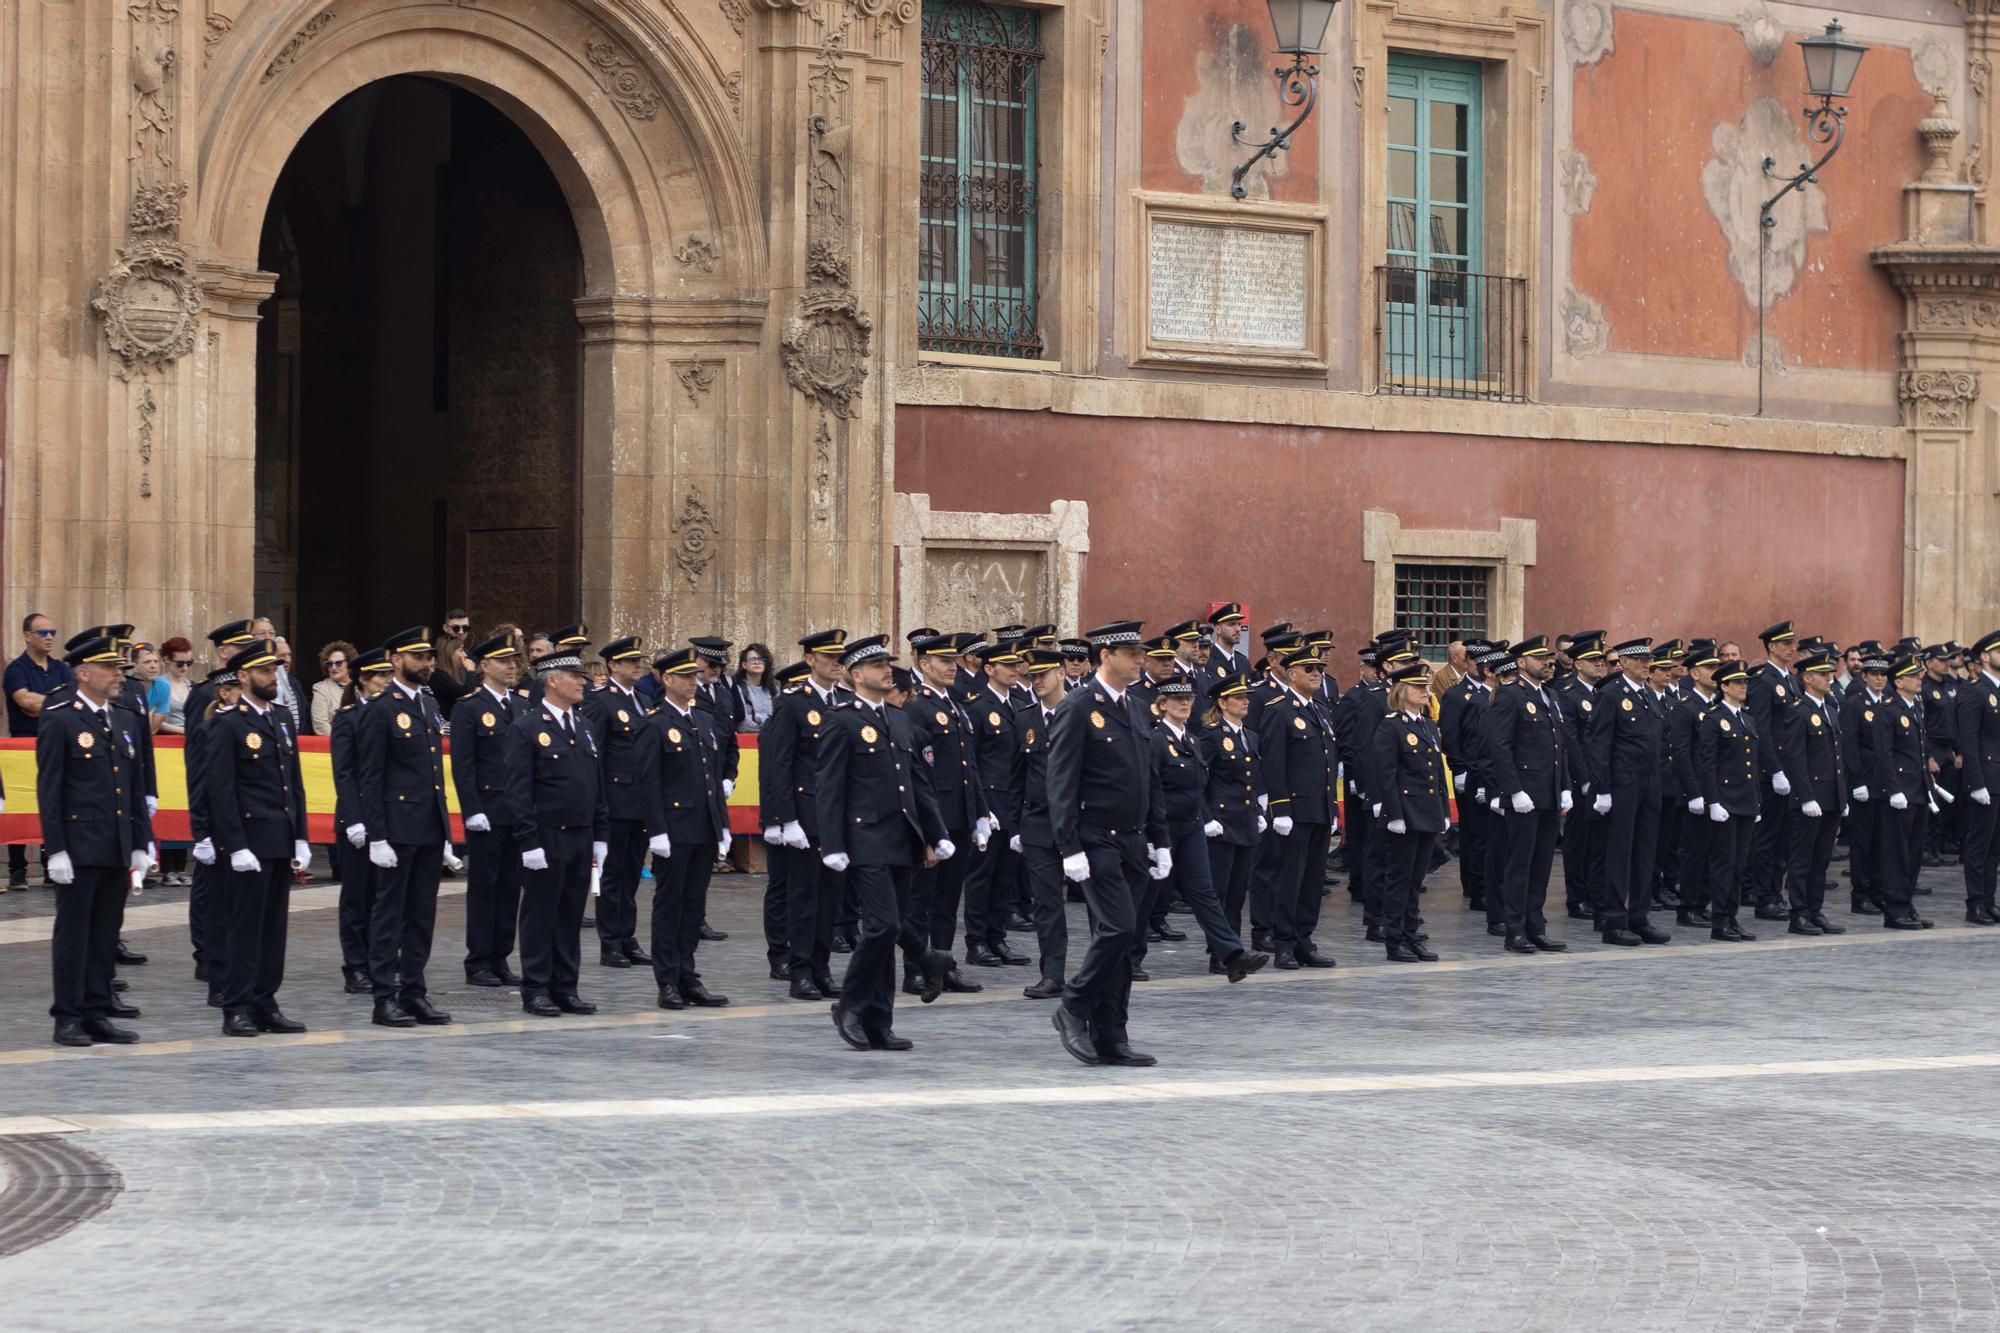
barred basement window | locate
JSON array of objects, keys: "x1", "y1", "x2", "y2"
[
  {"x1": 919, "y1": 0, "x2": 1044, "y2": 359},
  {"x1": 1394, "y1": 562, "x2": 1491, "y2": 659}
]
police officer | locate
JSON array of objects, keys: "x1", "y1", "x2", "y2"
[
  {"x1": 960, "y1": 639, "x2": 1027, "y2": 968},
  {"x1": 1843, "y1": 650, "x2": 1893, "y2": 915},
  {"x1": 1646, "y1": 642, "x2": 1686, "y2": 911},
  {"x1": 1198, "y1": 671, "x2": 1266, "y2": 949},
  {"x1": 762, "y1": 631, "x2": 848, "y2": 998},
  {"x1": 184, "y1": 618, "x2": 256, "y2": 983},
  {"x1": 757, "y1": 657, "x2": 812, "y2": 978},
  {"x1": 1954, "y1": 629, "x2": 2000, "y2": 925},
  {"x1": 1009, "y1": 647, "x2": 1071, "y2": 997},
  {"x1": 1470, "y1": 643, "x2": 1521, "y2": 930},
  {"x1": 332, "y1": 650, "x2": 394, "y2": 992},
  {"x1": 1587, "y1": 638, "x2": 1671, "y2": 946},
  {"x1": 1047, "y1": 621, "x2": 1164, "y2": 1067},
  {"x1": 354, "y1": 626, "x2": 458, "y2": 1028},
  {"x1": 1782, "y1": 651, "x2": 1848, "y2": 935},
  {"x1": 1371, "y1": 662, "x2": 1447, "y2": 962},
  {"x1": 581, "y1": 636, "x2": 658, "y2": 969},
  {"x1": 649, "y1": 647, "x2": 732, "y2": 1010},
  {"x1": 451, "y1": 633, "x2": 527, "y2": 986},
  {"x1": 1746, "y1": 621, "x2": 1800, "y2": 921},
  {"x1": 1483, "y1": 637, "x2": 1570, "y2": 953},
  {"x1": 40, "y1": 635, "x2": 153, "y2": 1046},
  {"x1": 1438, "y1": 640, "x2": 1493, "y2": 914},
  {"x1": 1259, "y1": 644, "x2": 1340, "y2": 970},
  {"x1": 1555, "y1": 632, "x2": 1609, "y2": 922},
  {"x1": 1059, "y1": 638, "x2": 1091, "y2": 691},
  {"x1": 1332, "y1": 642, "x2": 1384, "y2": 932},
  {"x1": 1875, "y1": 654, "x2": 1934, "y2": 930},
  {"x1": 1696, "y1": 659, "x2": 1760, "y2": 941},
  {"x1": 1924, "y1": 644, "x2": 1964, "y2": 866},
  {"x1": 817, "y1": 635, "x2": 955, "y2": 1050},
  {"x1": 1670, "y1": 644, "x2": 1721, "y2": 929},
  {"x1": 901, "y1": 633, "x2": 985, "y2": 997},
  {"x1": 504, "y1": 645, "x2": 609, "y2": 1016}
]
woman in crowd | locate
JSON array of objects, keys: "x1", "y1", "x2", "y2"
[
  {"x1": 311, "y1": 641, "x2": 356, "y2": 736},
  {"x1": 150, "y1": 636, "x2": 195, "y2": 735},
  {"x1": 732, "y1": 642, "x2": 776, "y2": 733}
]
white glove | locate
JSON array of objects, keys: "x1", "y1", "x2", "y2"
[
  {"x1": 973, "y1": 816, "x2": 992, "y2": 851},
  {"x1": 1152, "y1": 846, "x2": 1173, "y2": 877},
  {"x1": 591, "y1": 840, "x2": 608, "y2": 867},
  {"x1": 1975, "y1": 788, "x2": 1992, "y2": 806},
  {"x1": 345, "y1": 823, "x2": 367, "y2": 849},
  {"x1": 1475, "y1": 787, "x2": 1487, "y2": 803},
  {"x1": 1371, "y1": 803, "x2": 1382, "y2": 818},
  {"x1": 719, "y1": 831, "x2": 732, "y2": 857},
  {"x1": 292, "y1": 840, "x2": 312, "y2": 872},
  {"x1": 368, "y1": 840, "x2": 397, "y2": 869},
  {"x1": 1772, "y1": 772, "x2": 1791, "y2": 796},
  {"x1": 1890, "y1": 791, "x2": 1909, "y2": 810},
  {"x1": 129, "y1": 847, "x2": 152, "y2": 875},
  {"x1": 1559, "y1": 790, "x2": 1574, "y2": 814},
  {"x1": 1453, "y1": 773, "x2": 1467, "y2": 793},
  {"x1": 192, "y1": 837, "x2": 215, "y2": 865},
  {"x1": 1851, "y1": 786, "x2": 1870, "y2": 802},
  {"x1": 1593, "y1": 794, "x2": 1612, "y2": 815},
  {"x1": 230, "y1": 848, "x2": 260, "y2": 872},
  {"x1": 1387, "y1": 818, "x2": 1407, "y2": 834},
  {"x1": 465, "y1": 813, "x2": 491, "y2": 833},
  {"x1": 932, "y1": 838, "x2": 953, "y2": 861},
  {"x1": 1256, "y1": 815, "x2": 1268, "y2": 833},
  {"x1": 145, "y1": 795, "x2": 157, "y2": 818},
  {"x1": 1687, "y1": 797, "x2": 1705, "y2": 814},
  {"x1": 649, "y1": 833, "x2": 673, "y2": 857},
  {"x1": 1511, "y1": 791, "x2": 1534, "y2": 815},
  {"x1": 782, "y1": 820, "x2": 810, "y2": 850},
  {"x1": 1708, "y1": 805, "x2": 1729, "y2": 824},
  {"x1": 1256, "y1": 793, "x2": 1268, "y2": 811},
  {"x1": 721, "y1": 778, "x2": 735, "y2": 799},
  {"x1": 1061, "y1": 851, "x2": 1090, "y2": 882},
  {"x1": 763, "y1": 825, "x2": 783, "y2": 845},
  {"x1": 521, "y1": 847, "x2": 549, "y2": 871},
  {"x1": 1009, "y1": 834, "x2": 1022, "y2": 853},
  {"x1": 1203, "y1": 819, "x2": 1224, "y2": 838},
  {"x1": 1801, "y1": 800, "x2": 1823, "y2": 819},
  {"x1": 1489, "y1": 798, "x2": 1502, "y2": 813},
  {"x1": 47, "y1": 851, "x2": 74, "y2": 885},
  {"x1": 822, "y1": 851, "x2": 852, "y2": 872},
  {"x1": 442, "y1": 846, "x2": 463, "y2": 873},
  {"x1": 1147, "y1": 860, "x2": 1170, "y2": 880},
  {"x1": 1273, "y1": 815, "x2": 1294, "y2": 837}
]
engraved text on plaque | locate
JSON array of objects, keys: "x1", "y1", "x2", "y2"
[{"x1": 1148, "y1": 220, "x2": 1309, "y2": 350}]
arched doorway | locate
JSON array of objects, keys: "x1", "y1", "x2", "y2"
[{"x1": 254, "y1": 75, "x2": 584, "y2": 654}]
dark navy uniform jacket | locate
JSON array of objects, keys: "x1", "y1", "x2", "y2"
[
  {"x1": 582, "y1": 683, "x2": 659, "y2": 825},
  {"x1": 1842, "y1": 689, "x2": 1886, "y2": 799},
  {"x1": 653, "y1": 699, "x2": 729, "y2": 844},
  {"x1": 1695, "y1": 702, "x2": 1760, "y2": 818},
  {"x1": 1926, "y1": 673, "x2": 1961, "y2": 755},
  {"x1": 1258, "y1": 687, "x2": 1338, "y2": 826},
  {"x1": 330, "y1": 697, "x2": 366, "y2": 835},
  {"x1": 355, "y1": 680, "x2": 450, "y2": 847},
  {"x1": 1668, "y1": 690, "x2": 1714, "y2": 805},
  {"x1": 202, "y1": 700, "x2": 308, "y2": 861},
  {"x1": 500, "y1": 702, "x2": 609, "y2": 850},
  {"x1": 1484, "y1": 679, "x2": 1568, "y2": 810},
  {"x1": 450, "y1": 684, "x2": 525, "y2": 828},
  {"x1": 1438, "y1": 677, "x2": 1486, "y2": 794},
  {"x1": 1587, "y1": 674, "x2": 1665, "y2": 798},
  {"x1": 1956, "y1": 672, "x2": 2000, "y2": 794},
  {"x1": 1782, "y1": 689, "x2": 1847, "y2": 807},
  {"x1": 1197, "y1": 719, "x2": 1263, "y2": 846},
  {"x1": 816, "y1": 699, "x2": 944, "y2": 866},
  {"x1": 1047, "y1": 678, "x2": 1166, "y2": 857},
  {"x1": 1150, "y1": 723, "x2": 1205, "y2": 829},
  {"x1": 1371, "y1": 708, "x2": 1449, "y2": 835},
  {"x1": 1877, "y1": 695, "x2": 1928, "y2": 802},
  {"x1": 1746, "y1": 661, "x2": 1795, "y2": 780},
  {"x1": 694, "y1": 678, "x2": 741, "y2": 785},
  {"x1": 905, "y1": 682, "x2": 985, "y2": 833},
  {"x1": 1334, "y1": 681, "x2": 1387, "y2": 803},
  {"x1": 1553, "y1": 676, "x2": 1601, "y2": 796},
  {"x1": 965, "y1": 684, "x2": 1022, "y2": 829},
  {"x1": 36, "y1": 696, "x2": 153, "y2": 866},
  {"x1": 758, "y1": 685, "x2": 833, "y2": 837},
  {"x1": 1009, "y1": 696, "x2": 1060, "y2": 851}
]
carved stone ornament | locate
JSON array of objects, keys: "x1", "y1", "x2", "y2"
[
  {"x1": 584, "y1": 35, "x2": 662, "y2": 121},
  {"x1": 671, "y1": 487, "x2": 720, "y2": 587},
  {"x1": 676, "y1": 361, "x2": 718, "y2": 404},
  {"x1": 1560, "y1": 285, "x2": 1610, "y2": 359},
  {"x1": 725, "y1": 70, "x2": 743, "y2": 120},
  {"x1": 805, "y1": 238, "x2": 850, "y2": 287},
  {"x1": 1736, "y1": 4, "x2": 1783, "y2": 67},
  {"x1": 1559, "y1": 148, "x2": 1597, "y2": 217},
  {"x1": 92, "y1": 241, "x2": 202, "y2": 378},
  {"x1": 675, "y1": 235, "x2": 720, "y2": 273},
  {"x1": 720, "y1": 0, "x2": 750, "y2": 36},
  {"x1": 782, "y1": 289, "x2": 872, "y2": 417},
  {"x1": 262, "y1": 11, "x2": 334, "y2": 85},
  {"x1": 203, "y1": 10, "x2": 233, "y2": 64},
  {"x1": 136, "y1": 385, "x2": 157, "y2": 498},
  {"x1": 1900, "y1": 369, "x2": 1980, "y2": 428},
  {"x1": 1919, "y1": 297, "x2": 2000, "y2": 329},
  {"x1": 129, "y1": 180, "x2": 187, "y2": 236}
]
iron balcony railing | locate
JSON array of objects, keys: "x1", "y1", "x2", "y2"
[{"x1": 1374, "y1": 264, "x2": 1529, "y2": 402}]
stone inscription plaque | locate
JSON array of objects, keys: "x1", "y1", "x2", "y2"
[
  {"x1": 1148, "y1": 220, "x2": 1309, "y2": 350},
  {"x1": 923, "y1": 546, "x2": 1046, "y2": 634}
]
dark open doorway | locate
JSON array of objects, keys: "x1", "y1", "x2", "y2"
[{"x1": 255, "y1": 75, "x2": 584, "y2": 662}]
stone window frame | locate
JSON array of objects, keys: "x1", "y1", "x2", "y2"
[
  {"x1": 892, "y1": 492, "x2": 1090, "y2": 638},
  {"x1": 1354, "y1": 0, "x2": 1547, "y2": 394},
  {"x1": 1361, "y1": 509, "x2": 1535, "y2": 643},
  {"x1": 908, "y1": 0, "x2": 1104, "y2": 377}
]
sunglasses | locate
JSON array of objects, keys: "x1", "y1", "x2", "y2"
[
  {"x1": 326, "y1": 658, "x2": 349, "y2": 668},
  {"x1": 169, "y1": 658, "x2": 191, "y2": 667},
  {"x1": 31, "y1": 628, "x2": 56, "y2": 638}
]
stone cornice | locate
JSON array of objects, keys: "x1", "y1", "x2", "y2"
[{"x1": 1872, "y1": 244, "x2": 2000, "y2": 297}]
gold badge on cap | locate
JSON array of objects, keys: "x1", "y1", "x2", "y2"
[
  {"x1": 807, "y1": 709, "x2": 823, "y2": 727},
  {"x1": 482, "y1": 712, "x2": 497, "y2": 728},
  {"x1": 860, "y1": 724, "x2": 879, "y2": 744},
  {"x1": 1090, "y1": 711, "x2": 1106, "y2": 730},
  {"x1": 245, "y1": 732, "x2": 263, "y2": 750},
  {"x1": 667, "y1": 727, "x2": 682, "y2": 745},
  {"x1": 77, "y1": 732, "x2": 94, "y2": 750},
  {"x1": 397, "y1": 712, "x2": 413, "y2": 730},
  {"x1": 537, "y1": 731, "x2": 553, "y2": 747},
  {"x1": 1222, "y1": 736, "x2": 1236, "y2": 753}
]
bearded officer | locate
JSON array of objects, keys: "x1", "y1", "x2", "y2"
[
  {"x1": 648, "y1": 647, "x2": 732, "y2": 1010},
  {"x1": 1587, "y1": 638, "x2": 1671, "y2": 947},
  {"x1": 581, "y1": 636, "x2": 657, "y2": 970},
  {"x1": 1483, "y1": 637, "x2": 1570, "y2": 954},
  {"x1": 1780, "y1": 650, "x2": 1848, "y2": 936},
  {"x1": 761, "y1": 630, "x2": 849, "y2": 998},
  {"x1": 1261, "y1": 645, "x2": 1340, "y2": 970},
  {"x1": 450, "y1": 634, "x2": 526, "y2": 986},
  {"x1": 902, "y1": 633, "x2": 986, "y2": 998}
]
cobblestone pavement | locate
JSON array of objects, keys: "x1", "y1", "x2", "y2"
[{"x1": 3, "y1": 854, "x2": 2000, "y2": 1330}]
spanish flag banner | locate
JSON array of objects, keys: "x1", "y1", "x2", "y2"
[{"x1": 0, "y1": 734, "x2": 765, "y2": 844}]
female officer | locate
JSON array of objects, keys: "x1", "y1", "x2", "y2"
[
  {"x1": 1370, "y1": 662, "x2": 1448, "y2": 962},
  {"x1": 1198, "y1": 672, "x2": 1266, "y2": 950}
]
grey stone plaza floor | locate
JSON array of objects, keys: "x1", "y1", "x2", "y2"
[{"x1": 2, "y1": 855, "x2": 1999, "y2": 1330}]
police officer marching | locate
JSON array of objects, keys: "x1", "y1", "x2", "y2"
[
  {"x1": 1953, "y1": 629, "x2": 2000, "y2": 925},
  {"x1": 450, "y1": 633, "x2": 527, "y2": 986}
]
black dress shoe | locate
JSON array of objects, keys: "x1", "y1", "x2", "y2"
[
  {"x1": 106, "y1": 1000, "x2": 141, "y2": 1019},
  {"x1": 115, "y1": 941, "x2": 148, "y2": 965},
  {"x1": 1601, "y1": 929, "x2": 1642, "y2": 947},
  {"x1": 494, "y1": 965, "x2": 523, "y2": 986},
  {"x1": 1885, "y1": 915, "x2": 1926, "y2": 930},
  {"x1": 1710, "y1": 925, "x2": 1738, "y2": 941},
  {"x1": 1788, "y1": 915, "x2": 1823, "y2": 936},
  {"x1": 865, "y1": 1027, "x2": 914, "y2": 1051},
  {"x1": 1851, "y1": 894, "x2": 1881, "y2": 915},
  {"x1": 1252, "y1": 930, "x2": 1274, "y2": 953},
  {"x1": 1095, "y1": 1040, "x2": 1157, "y2": 1067},
  {"x1": 223, "y1": 1011, "x2": 262, "y2": 1037},
  {"x1": 1128, "y1": 966, "x2": 1151, "y2": 982},
  {"x1": 83, "y1": 1018, "x2": 139, "y2": 1044},
  {"x1": 1528, "y1": 934, "x2": 1569, "y2": 953},
  {"x1": 343, "y1": 969, "x2": 372, "y2": 995},
  {"x1": 770, "y1": 963, "x2": 790, "y2": 981},
  {"x1": 193, "y1": 961, "x2": 208, "y2": 983},
  {"x1": 52, "y1": 1019, "x2": 91, "y2": 1047},
  {"x1": 990, "y1": 939, "x2": 1032, "y2": 965},
  {"x1": 1729, "y1": 917, "x2": 1759, "y2": 940},
  {"x1": 699, "y1": 922, "x2": 729, "y2": 942},
  {"x1": 1024, "y1": 976, "x2": 1064, "y2": 999},
  {"x1": 1631, "y1": 924, "x2": 1672, "y2": 945},
  {"x1": 372, "y1": 998, "x2": 416, "y2": 1028},
  {"x1": 404, "y1": 996, "x2": 453, "y2": 1025},
  {"x1": 902, "y1": 973, "x2": 926, "y2": 996},
  {"x1": 1386, "y1": 942, "x2": 1422, "y2": 962},
  {"x1": 1676, "y1": 908, "x2": 1712, "y2": 927},
  {"x1": 600, "y1": 950, "x2": 630, "y2": 968},
  {"x1": 656, "y1": 986, "x2": 685, "y2": 1010},
  {"x1": 941, "y1": 967, "x2": 983, "y2": 994},
  {"x1": 831, "y1": 1002, "x2": 870, "y2": 1050},
  {"x1": 789, "y1": 977, "x2": 825, "y2": 1000},
  {"x1": 112, "y1": 977, "x2": 128, "y2": 993},
  {"x1": 1406, "y1": 940, "x2": 1439, "y2": 962},
  {"x1": 1223, "y1": 949, "x2": 1269, "y2": 983},
  {"x1": 1566, "y1": 904, "x2": 1594, "y2": 920},
  {"x1": 1967, "y1": 903, "x2": 1998, "y2": 925},
  {"x1": 966, "y1": 945, "x2": 1006, "y2": 968},
  {"x1": 466, "y1": 969, "x2": 506, "y2": 988},
  {"x1": 1466, "y1": 896, "x2": 1485, "y2": 913},
  {"x1": 1296, "y1": 948, "x2": 1336, "y2": 968},
  {"x1": 830, "y1": 932, "x2": 854, "y2": 954},
  {"x1": 623, "y1": 945, "x2": 653, "y2": 966},
  {"x1": 1006, "y1": 913, "x2": 1035, "y2": 931},
  {"x1": 580, "y1": 915, "x2": 595, "y2": 929},
  {"x1": 1753, "y1": 902, "x2": 1790, "y2": 921},
  {"x1": 1152, "y1": 924, "x2": 1188, "y2": 942},
  {"x1": 1052, "y1": 1007, "x2": 1100, "y2": 1065},
  {"x1": 1504, "y1": 934, "x2": 1537, "y2": 954},
  {"x1": 1486, "y1": 922, "x2": 1509, "y2": 937},
  {"x1": 918, "y1": 949, "x2": 951, "y2": 1004},
  {"x1": 682, "y1": 980, "x2": 729, "y2": 1007},
  {"x1": 1364, "y1": 925, "x2": 1386, "y2": 943},
  {"x1": 253, "y1": 1009, "x2": 306, "y2": 1034},
  {"x1": 554, "y1": 993, "x2": 598, "y2": 1014},
  {"x1": 523, "y1": 993, "x2": 563, "y2": 1017},
  {"x1": 1273, "y1": 950, "x2": 1300, "y2": 970},
  {"x1": 1810, "y1": 912, "x2": 1846, "y2": 934}
]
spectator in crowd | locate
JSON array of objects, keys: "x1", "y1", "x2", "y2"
[
  {"x1": 273, "y1": 636, "x2": 304, "y2": 731},
  {"x1": 429, "y1": 625, "x2": 470, "y2": 714},
  {"x1": 312, "y1": 641, "x2": 356, "y2": 736},
  {"x1": 5, "y1": 611, "x2": 72, "y2": 889},
  {"x1": 733, "y1": 643, "x2": 776, "y2": 732},
  {"x1": 151, "y1": 636, "x2": 194, "y2": 734},
  {"x1": 127, "y1": 642, "x2": 163, "y2": 735}
]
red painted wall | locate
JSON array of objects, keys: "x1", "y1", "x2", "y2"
[{"x1": 897, "y1": 405, "x2": 1906, "y2": 654}]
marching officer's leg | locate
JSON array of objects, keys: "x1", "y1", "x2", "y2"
[{"x1": 1021, "y1": 841, "x2": 1067, "y2": 993}]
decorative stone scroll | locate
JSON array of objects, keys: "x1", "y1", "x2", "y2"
[
  {"x1": 262, "y1": 12, "x2": 334, "y2": 84},
  {"x1": 1900, "y1": 369, "x2": 1981, "y2": 429},
  {"x1": 92, "y1": 241, "x2": 203, "y2": 378},
  {"x1": 781, "y1": 288, "x2": 872, "y2": 417},
  {"x1": 584, "y1": 34, "x2": 662, "y2": 121}
]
